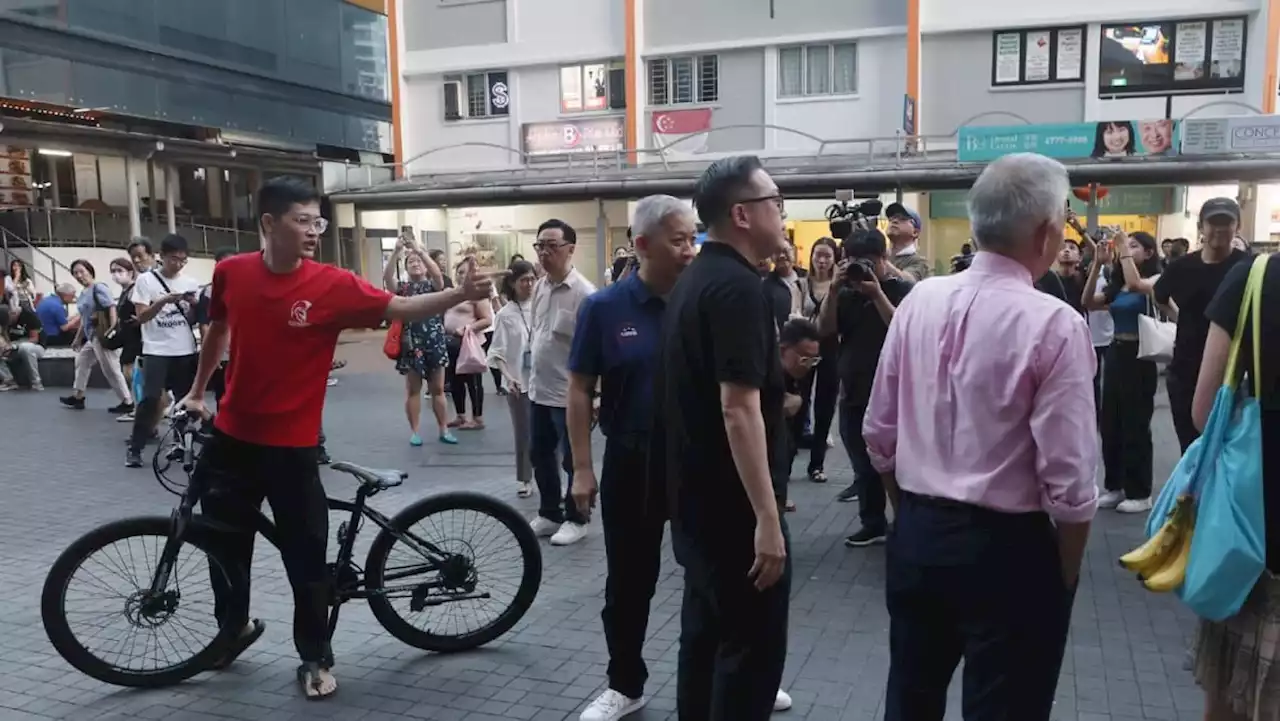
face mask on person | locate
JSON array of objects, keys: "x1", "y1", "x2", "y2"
[{"x1": 111, "y1": 271, "x2": 130, "y2": 286}]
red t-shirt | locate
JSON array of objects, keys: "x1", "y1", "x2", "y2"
[{"x1": 211, "y1": 254, "x2": 392, "y2": 447}]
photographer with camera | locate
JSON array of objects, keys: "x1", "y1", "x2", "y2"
[
  {"x1": 817, "y1": 228, "x2": 912, "y2": 546},
  {"x1": 883, "y1": 203, "x2": 931, "y2": 282}
]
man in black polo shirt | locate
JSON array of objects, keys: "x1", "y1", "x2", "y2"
[
  {"x1": 566, "y1": 195, "x2": 697, "y2": 721},
  {"x1": 652, "y1": 155, "x2": 790, "y2": 721}
]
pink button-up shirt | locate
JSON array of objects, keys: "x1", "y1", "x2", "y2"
[{"x1": 862, "y1": 252, "x2": 1099, "y2": 524}]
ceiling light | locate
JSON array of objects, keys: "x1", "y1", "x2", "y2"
[{"x1": 37, "y1": 148, "x2": 72, "y2": 157}]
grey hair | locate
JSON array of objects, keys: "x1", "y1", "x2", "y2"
[
  {"x1": 55, "y1": 283, "x2": 76, "y2": 296},
  {"x1": 632, "y1": 194, "x2": 695, "y2": 239},
  {"x1": 967, "y1": 153, "x2": 1069, "y2": 253}
]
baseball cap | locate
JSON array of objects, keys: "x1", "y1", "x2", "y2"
[
  {"x1": 885, "y1": 202, "x2": 921, "y2": 229},
  {"x1": 1199, "y1": 197, "x2": 1241, "y2": 224}
]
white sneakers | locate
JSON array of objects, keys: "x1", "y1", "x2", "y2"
[
  {"x1": 579, "y1": 688, "x2": 791, "y2": 719},
  {"x1": 551, "y1": 522, "x2": 589, "y2": 546},
  {"x1": 529, "y1": 517, "x2": 590, "y2": 546},
  {"x1": 1098, "y1": 490, "x2": 1125, "y2": 509},
  {"x1": 775, "y1": 688, "x2": 793, "y2": 711},
  {"x1": 530, "y1": 516, "x2": 560, "y2": 537},
  {"x1": 1098, "y1": 491, "x2": 1153, "y2": 514},
  {"x1": 1117, "y1": 497, "x2": 1153, "y2": 514},
  {"x1": 580, "y1": 690, "x2": 646, "y2": 721}
]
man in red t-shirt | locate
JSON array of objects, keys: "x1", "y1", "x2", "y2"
[{"x1": 180, "y1": 178, "x2": 495, "y2": 700}]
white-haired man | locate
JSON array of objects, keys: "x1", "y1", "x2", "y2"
[
  {"x1": 863, "y1": 153, "x2": 1099, "y2": 720},
  {"x1": 567, "y1": 195, "x2": 696, "y2": 720}
]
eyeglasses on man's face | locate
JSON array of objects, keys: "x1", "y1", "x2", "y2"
[
  {"x1": 736, "y1": 193, "x2": 785, "y2": 212},
  {"x1": 292, "y1": 214, "x2": 329, "y2": 234}
]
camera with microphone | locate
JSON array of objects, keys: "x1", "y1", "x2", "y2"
[{"x1": 826, "y1": 192, "x2": 884, "y2": 242}]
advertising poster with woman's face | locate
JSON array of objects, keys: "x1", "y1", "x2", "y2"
[{"x1": 1091, "y1": 119, "x2": 1175, "y2": 158}]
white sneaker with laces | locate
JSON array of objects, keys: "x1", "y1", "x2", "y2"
[
  {"x1": 774, "y1": 688, "x2": 793, "y2": 712},
  {"x1": 530, "y1": 516, "x2": 561, "y2": 537},
  {"x1": 1117, "y1": 497, "x2": 1153, "y2": 514},
  {"x1": 1097, "y1": 490, "x2": 1125, "y2": 509},
  {"x1": 550, "y1": 522, "x2": 589, "y2": 546},
  {"x1": 580, "y1": 689, "x2": 645, "y2": 721}
]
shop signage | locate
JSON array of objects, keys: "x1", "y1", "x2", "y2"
[
  {"x1": 522, "y1": 117, "x2": 625, "y2": 156},
  {"x1": 929, "y1": 185, "x2": 1179, "y2": 219},
  {"x1": 1180, "y1": 116, "x2": 1280, "y2": 154},
  {"x1": 957, "y1": 119, "x2": 1179, "y2": 162}
]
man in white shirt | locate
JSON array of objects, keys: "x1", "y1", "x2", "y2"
[
  {"x1": 527, "y1": 219, "x2": 597, "y2": 546},
  {"x1": 126, "y1": 233, "x2": 201, "y2": 468}
]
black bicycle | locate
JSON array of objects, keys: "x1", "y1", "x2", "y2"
[{"x1": 41, "y1": 411, "x2": 543, "y2": 688}]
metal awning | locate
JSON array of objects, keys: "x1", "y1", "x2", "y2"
[
  {"x1": 330, "y1": 155, "x2": 1280, "y2": 209},
  {"x1": 0, "y1": 115, "x2": 322, "y2": 176}
]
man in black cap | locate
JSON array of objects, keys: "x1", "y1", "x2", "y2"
[
  {"x1": 883, "y1": 202, "x2": 931, "y2": 282},
  {"x1": 1154, "y1": 197, "x2": 1251, "y2": 452}
]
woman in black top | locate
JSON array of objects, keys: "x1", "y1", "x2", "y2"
[
  {"x1": 1192, "y1": 253, "x2": 1280, "y2": 719},
  {"x1": 801, "y1": 237, "x2": 841, "y2": 483}
]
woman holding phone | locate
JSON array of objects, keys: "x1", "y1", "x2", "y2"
[{"x1": 383, "y1": 231, "x2": 454, "y2": 445}]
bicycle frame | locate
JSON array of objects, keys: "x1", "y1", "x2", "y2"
[{"x1": 146, "y1": 441, "x2": 479, "y2": 643}]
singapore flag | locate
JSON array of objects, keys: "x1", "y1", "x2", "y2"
[{"x1": 651, "y1": 108, "x2": 713, "y2": 155}]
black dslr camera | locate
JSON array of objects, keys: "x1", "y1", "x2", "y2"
[{"x1": 840, "y1": 228, "x2": 888, "y2": 286}]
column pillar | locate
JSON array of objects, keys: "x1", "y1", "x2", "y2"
[
  {"x1": 206, "y1": 166, "x2": 223, "y2": 220},
  {"x1": 595, "y1": 199, "x2": 608, "y2": 286},
  {"x1": 46, "y1": 155, "x2": 60, "y2": 208},
  {"x1": 1238, "y1": 182, "x2": 1261, "y2": 243},
  {"x1": 124, "y1": 158, "x2": 141, "y2": 239},
  {"x1": 165, "y1": 165, "x2": 179, "y2": 234}
]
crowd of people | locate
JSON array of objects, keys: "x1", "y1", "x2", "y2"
[{"x1": 3, "y1": 157, "x2": 1275, "y2": 721}]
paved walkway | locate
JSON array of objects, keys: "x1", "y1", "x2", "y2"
[{"x1": 0, "y1": 337, "x2": 1199, "y2": 721}]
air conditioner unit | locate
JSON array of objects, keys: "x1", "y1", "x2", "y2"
[{"x1": 443, "y1": 81, "x2": 463, "y2": 120}]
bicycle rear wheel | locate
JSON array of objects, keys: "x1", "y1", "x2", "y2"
[
  {"x1": 365, "y1": 491, "x2": 542, "y2": 653},
  {"x1": 41, "y1": 516, "x2": 246, "y2": 687}
]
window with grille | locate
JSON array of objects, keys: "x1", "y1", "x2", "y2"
[
  {"x1": 444, "y1": 70, "x2": 507, "y2": 120},
  {"x1": 648, "y1": 55, "x2": 718, "y2": 106},
  {"x1": 778, "y1": 42, "x2": 857, "y2": 98}
]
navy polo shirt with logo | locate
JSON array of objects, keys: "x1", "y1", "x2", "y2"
[{"x1": 568, "y1": 272, "x2": 665, "y2": 438}]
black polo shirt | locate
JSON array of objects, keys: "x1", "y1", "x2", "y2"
[
  {"x1": 567, "y1": 272, "x2": 665, "y2": 438},
  {"x1": 652, "y1": 241, "x2": 789, "y2": 535}
]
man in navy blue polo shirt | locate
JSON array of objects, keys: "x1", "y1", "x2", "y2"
[{"x1": 566, "y1": 195, "x2": 696, "y2": 721}]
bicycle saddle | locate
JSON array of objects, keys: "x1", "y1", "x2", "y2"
[{"x1": 329, "y1": 462, "x2": 407, "y2": 490}]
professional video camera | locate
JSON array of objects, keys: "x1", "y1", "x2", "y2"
[{"x1": 825, "y1": 192, "x2": 884, "y2": 242}]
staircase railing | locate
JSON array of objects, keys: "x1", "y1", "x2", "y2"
[{"x1": 1, "y1": 226, "x2": 76, "y2": 290}]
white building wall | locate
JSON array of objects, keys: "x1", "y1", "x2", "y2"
[{"x1": 919, "y1": 0, "x2": 1261, "y2": 33}]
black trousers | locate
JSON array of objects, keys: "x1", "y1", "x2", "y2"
[
  {"x1": 198, "y1": 430, "x2": 333, "y2": 665},
  {"x1": 130, "y1": 353, "x2": 198, "y2": 452},
  {"x1": 210, "y1": 362, "x2": 228, "y2": 410},
  {"x1": 1165, "y1": 370, "x2": 1200, "y2": 454},
  {"x1": 673, "y1": 519, "x2": 790, "y2": 721},
  {"x1": 530, "y1": 403, "x2": 585, "y2": 524},
  {"x1": 885, "y1": 492, "x2": 1074, "y2": 721},
  {"x1": 445, "y1": 336, "x2": 484, "y2": 417},
  {"x1": 1092, "y1": 345, "x2": 1106, "y2": 425},
  {"x1": 1100, "y1": 340, "x2": 1158, "y2": 499},
  {"x1": 840, "y1": 401, "x2": 887, "y2": 532},
  {"x1": 600, "y1": 435, "x2": 666, "y2": 698},
  {"x1": 802, "y1": 338, "x2": 840, "y2": 473}
]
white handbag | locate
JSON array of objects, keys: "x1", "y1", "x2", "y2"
[{"x1": 1137, "y1": 310, "x2": 1176, "y2": 364}]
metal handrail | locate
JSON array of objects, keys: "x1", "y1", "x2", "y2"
[{"x1": 0, "y1": 226, "x2": 76, "y2": 288}]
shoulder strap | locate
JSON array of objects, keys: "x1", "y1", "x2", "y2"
[
  {"x1": 150, "y1": 270, "x2": 172, "y2": 294},
  {"x1": 1224, "y1": 254, "x2": 1269, "y2": 396}
]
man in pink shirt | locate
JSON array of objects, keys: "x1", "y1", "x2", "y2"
[{"x1": 863, "y1": 152, "x2": 1099, "y2": 720}]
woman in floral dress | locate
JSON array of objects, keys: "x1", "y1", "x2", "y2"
[{"x1": 383, "y1": 238, "x2": 455, "y2": 445}]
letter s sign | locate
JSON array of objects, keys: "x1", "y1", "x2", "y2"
[{"x1": 488, "y1": 72, "x2": 510, "y2": 116}]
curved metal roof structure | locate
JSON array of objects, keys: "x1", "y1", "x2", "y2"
[{"x1": 330, "y1": 153, "x2": 1280, "y2": 209}]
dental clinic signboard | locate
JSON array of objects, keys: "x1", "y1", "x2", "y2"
[
  {"x1": 1180, "y1": 116, "x2": 1280, "y2": 154},
  {"x1": 958, "y1": 119, "x2": 1179, "y2": 162}
]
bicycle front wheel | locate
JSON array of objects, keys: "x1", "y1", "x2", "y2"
[
  {"x1": 41, "y1": 517, "x2": 246, "y2": 687},
  {"x1": 365, "y1": 491, "x2": 542, "y2": 653}
]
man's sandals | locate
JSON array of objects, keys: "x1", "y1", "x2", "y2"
[
  {"x1": 297, "y1": 661, "x2": 339, "y2": 700},
  {"x1": 210, "y1": 619, "x2": 265, "y2": 670}
]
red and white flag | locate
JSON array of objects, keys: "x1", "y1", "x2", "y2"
[{"x1": 652, "y1": 108, "x2": 713, "y2": 154}]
